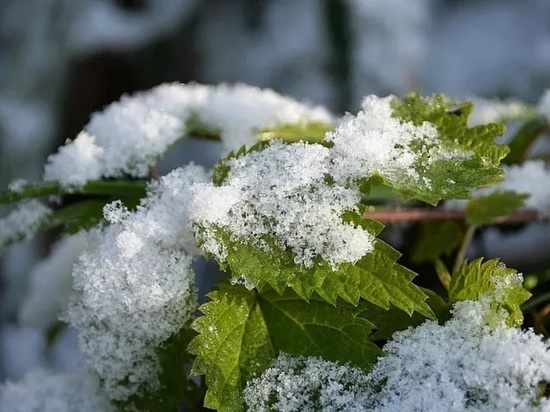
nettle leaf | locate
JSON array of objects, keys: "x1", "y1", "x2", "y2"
[
  {"x1": 189, "y1": 284, "x2": 382, "y2": 412},
  {"x1": 411, "y1": 220, "x2": 464, "y2": 263},
  {"x1": 449, "y1": 258, "x2": 531, "y2": 326},
  {"x1": 466, "y1": 190, "x2": 528, "y2": 226},
  {"x1": 204, "y1": 212, "x2": 433, "y2": 319},
  {"x1": 385, "y1": 93, "x2": 508, "y2": 204}
]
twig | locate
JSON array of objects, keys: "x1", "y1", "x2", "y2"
[{"x1": 363, "y1": 207, "x2": 540, "y2": 224}]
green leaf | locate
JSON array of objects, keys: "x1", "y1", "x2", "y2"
[
  {"x1": 0, "y1": 180, "x2": 147, "y2": 205},
  {"x1": 411, "y1": 220, "x2": 464, "y2": 263},
  {"x1": 466, "y1": 190, "x2": 529, "y2": 226},
  {"x1": 449, "y1": 258, "x2": 531, "y2": 326},
  {"x1": 189, "y1": 284, "x2": 382, "y2": 412},
  {"x1": 188, "y1": 285, "x2": 274, "y2": 412},
  {"x1": 199, "y1": 212, "x2": 433, "y2": 319},
  {"x1": 383, "y1": 93, "x2": 508, "y2": 204}
]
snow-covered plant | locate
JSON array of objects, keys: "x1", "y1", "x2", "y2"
[{"x1": 1, "y1": 83, "x2": 550, "y2": 411}]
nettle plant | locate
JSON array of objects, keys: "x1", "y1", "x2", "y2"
[{"x1": 1, "y1": 83, "x2": 550, "y2": 411}]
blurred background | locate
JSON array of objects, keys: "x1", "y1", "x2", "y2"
[{"x1": 2, "y1": 0, "x2": 550, "y2": 384}]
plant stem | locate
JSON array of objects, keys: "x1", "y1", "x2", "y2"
[
  {"x1": 363, "y1": 207, "x2": 540, "y2": 224},
  {"x1": 452, "y1": 225, "x2": 476, "y2": 274}
]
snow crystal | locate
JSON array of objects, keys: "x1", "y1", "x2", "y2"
[
  {"x1": 369, "y1": 300, "x2": 550, "y2": 412},
  {"x1": 18, "y1": 232, "x2": 91, "y2": 329},
  {"x1": 44, "y1": 83, "x2": 332, "y2": 188},
  {"x1": 327, "y1": 95, "x2": 439, "y2": 186},
  {"x1": 0, "y1": 200, "x2": 51, "y2": 246},
  {"x1": 245, "y1": 300, "x2": 550, "y2": 411},
  {"x1": 63, "y1": 165, "x2": 207, "y2": 400},
  {"x1": 243, "y1": 353, "x2": 370, "y2": 412},
  {"x1": 0, "y1": 368, "x2": 114, "y2": 412},
  {"x1": 190, "y1": 140, "x2": 374, "y2": 269}
]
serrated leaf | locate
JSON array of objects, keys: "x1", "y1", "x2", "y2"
[
  {"x1": 202, "y1": 211, "x2": 433, "y2": 319},
  {"x1": 466, "y1": 190, "x2": 529, "y2": 226},
  {"x1": 188, "y1": 285, "x2": 382, "y2": 412},
  {"x1": 382, "y1": 93, "x2": 509, "y2": 204},
  {"x1": 449, "y1": 258, "x2": 531, "y2": 326},
  {"x1": 411, "y1": 220, "x2": 464, "y2": 263}
]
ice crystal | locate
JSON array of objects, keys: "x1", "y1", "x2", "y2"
[{"x1": 0, "y1": 200, "x2": 51, "y2": 246}]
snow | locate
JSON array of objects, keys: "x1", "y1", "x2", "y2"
[
  {"x1": 0, "y1": 200, "x2": 51, "y2": 247},
  {"x1": 190, "y1": 140, "x2": 374, "y2": 270},
  {"x1": 0, "y1": 368, "x2": 114, "y2": 412},
  {"x1": 327, "y1": 95, "x2": 439, "y2": 186},
  {"x1": 43, "y1": 83, "x2": 333, "y2": 188},
  {"x1": 18, "y1": 232, "x2": 91, "y2": 329},
  {"x1": 243, "y1": 353, "x2": 370, "y2": 412},
  {"x1": 62, "y1": 165, "x2": 205, "y2": 400},
  {"x1": 245, "y1": 300, "x2": 550, "y2": 411}
]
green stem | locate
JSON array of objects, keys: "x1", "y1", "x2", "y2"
[
  {"x1": 0, "y1": 180, "x2": 147, "y2": 205},
  {"x1": 452, "y1": 225, "x2": 476, "y2": 274}
]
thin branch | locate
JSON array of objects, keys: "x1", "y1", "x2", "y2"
[{"x1": 363, "y1": 207, "x2": 541, "y2": 224}]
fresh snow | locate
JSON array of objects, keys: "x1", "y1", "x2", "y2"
[
  {"x1": 0, "y1": 368, "x2": 114, "y2": 412},
  {"x1": 245, "y1": 300, "x2": 550, "y2": 412},
  {"x1": 43, "y1": 83, "x2": 332, "y2": 188},
  {"x1": 190, "y1": 140, "x2": 375, "y2": 270},
  {"x1": 63, "y1": 165, "x2": 206, "y2": 400},
  {"x1": 0, "y1": 200, "x2": 51, "y2": 247}
]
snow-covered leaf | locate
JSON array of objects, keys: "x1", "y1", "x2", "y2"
[
  {"x1": 189, "y1": 285, "x2": 383, "y2": 412},
  {"x1": 449, "y1": 258, "x2": 531, "y2": 326}
]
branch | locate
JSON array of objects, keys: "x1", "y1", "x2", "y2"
[{"x1": 363, "y1": 207, "x2": 541, "y2": 224}]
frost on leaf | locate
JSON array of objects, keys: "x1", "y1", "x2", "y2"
[
  {"x1": 43, "y1": 83, "x2": 332, "y2": 188},
  {"x1": 63, "y1": 165, "x2": 205, "y2": 401},
  {"x1": 191, "y1": 140, "x2": 431, "y2": 316},
  {"x1": 327, "y1": 93, "x2": 508, "y2": 205},
  {"x1": 189, "y1": 285, "x2": 382, "y2": 412},
  {"x1": 449, "y1": 258, "x2": 531, "y2": 327}
]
